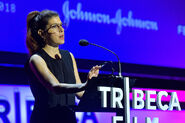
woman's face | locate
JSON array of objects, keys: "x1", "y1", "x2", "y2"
[{"x1": 44, "y1": 16, "x2": 65, "y2": 46}]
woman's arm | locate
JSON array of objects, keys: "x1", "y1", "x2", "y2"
[
  {"x1": 70, "y1": 53, "x2": 85, "y2": 98},
  {"x1": 29, "y1": 54, "x2": 100, "y2": 95},
  {"x1": 29, "y1": 54, "x2": 86, "y2": 94}
]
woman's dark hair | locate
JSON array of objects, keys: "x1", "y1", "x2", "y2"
[{"x1": 26, "y1": 10, "x2": 59, "y2": 55}]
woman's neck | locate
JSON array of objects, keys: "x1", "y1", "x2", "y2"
[{"x1": 43, "y1": 44, "x2": 61, "y2": 58}]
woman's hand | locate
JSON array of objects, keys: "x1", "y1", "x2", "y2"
[{"x1": 87, "y1": 65, "x2": 101, "y2": 80}]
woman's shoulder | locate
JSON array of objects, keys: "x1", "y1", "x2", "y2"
[
  {"x1": 29, "y1": 54, "x2": 45, "y2": 65},
  {"x1": 59, "y1": 49, "x2": 72, "y2": 57},
  {"x1": 29, "y1": 49, "x2": 46, "y2": 61},
  {"x1": 24, "y1": 53, "x2": 46, "y2": 73},
  {"x1": 59, "y1": 49, "x2": 75, "y2": 63},
  {"x1": 59, "y1": 49, "x2": 74, "y2": 55},
  {"x1": 59, "y1": 49, "x2": 69, "y2": 53},
  {"x1": 30, "y1": 53, "x2": 42, "y2": 60}
]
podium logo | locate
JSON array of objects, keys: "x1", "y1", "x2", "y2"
[
  {"x1": 62, "y1": 1, "x2": 158, "y2": 35},
  {"x1": 98, "y1": 86, "x2": 181, "y2": 123}
]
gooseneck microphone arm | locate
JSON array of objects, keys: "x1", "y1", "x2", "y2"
[{"x1": 79, "y1": 39, "x2": 122, "y2": 77}]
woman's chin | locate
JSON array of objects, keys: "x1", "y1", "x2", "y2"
[
  {"x1": 61, "y1": 40, "x2": 65, "y2": 45},
  {"x1": 59, "y1": 39, "x2": 64, "y2": 45}
]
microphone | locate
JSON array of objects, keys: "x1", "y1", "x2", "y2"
[
  {"x1": 79, "y1": 39, "x2": 122, "y2": 77},
  {"x1": 79, "y1": 39, "x2": 89, "y2": 46}
]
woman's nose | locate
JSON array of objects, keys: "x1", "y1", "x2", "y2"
[{"x1": 58, "y1": 26, "x2": 64, "y2": 32}]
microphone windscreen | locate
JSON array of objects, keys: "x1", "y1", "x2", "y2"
[{"x1": 79, "y1": 39, "x2": 89, "y2": 46}]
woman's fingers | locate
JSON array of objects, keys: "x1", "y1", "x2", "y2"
[
  {"x1": 88, "y1": 65, "x2": 101, "y2": 79},
  {"x1": 91, "y1": 65, "x2": 101, "y2": 71}
]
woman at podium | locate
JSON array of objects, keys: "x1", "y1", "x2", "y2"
[{"x1": 25, "y1": 10, "x2": 101, "y2": 123}]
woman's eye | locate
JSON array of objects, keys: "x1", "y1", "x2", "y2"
[{"x1": 51, "y1": 25, "x2": 58, "y2": 28}]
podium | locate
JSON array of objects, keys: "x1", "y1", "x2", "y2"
[{"x1": 77, "y1": 76, "x2": 134, "y2": 123}]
